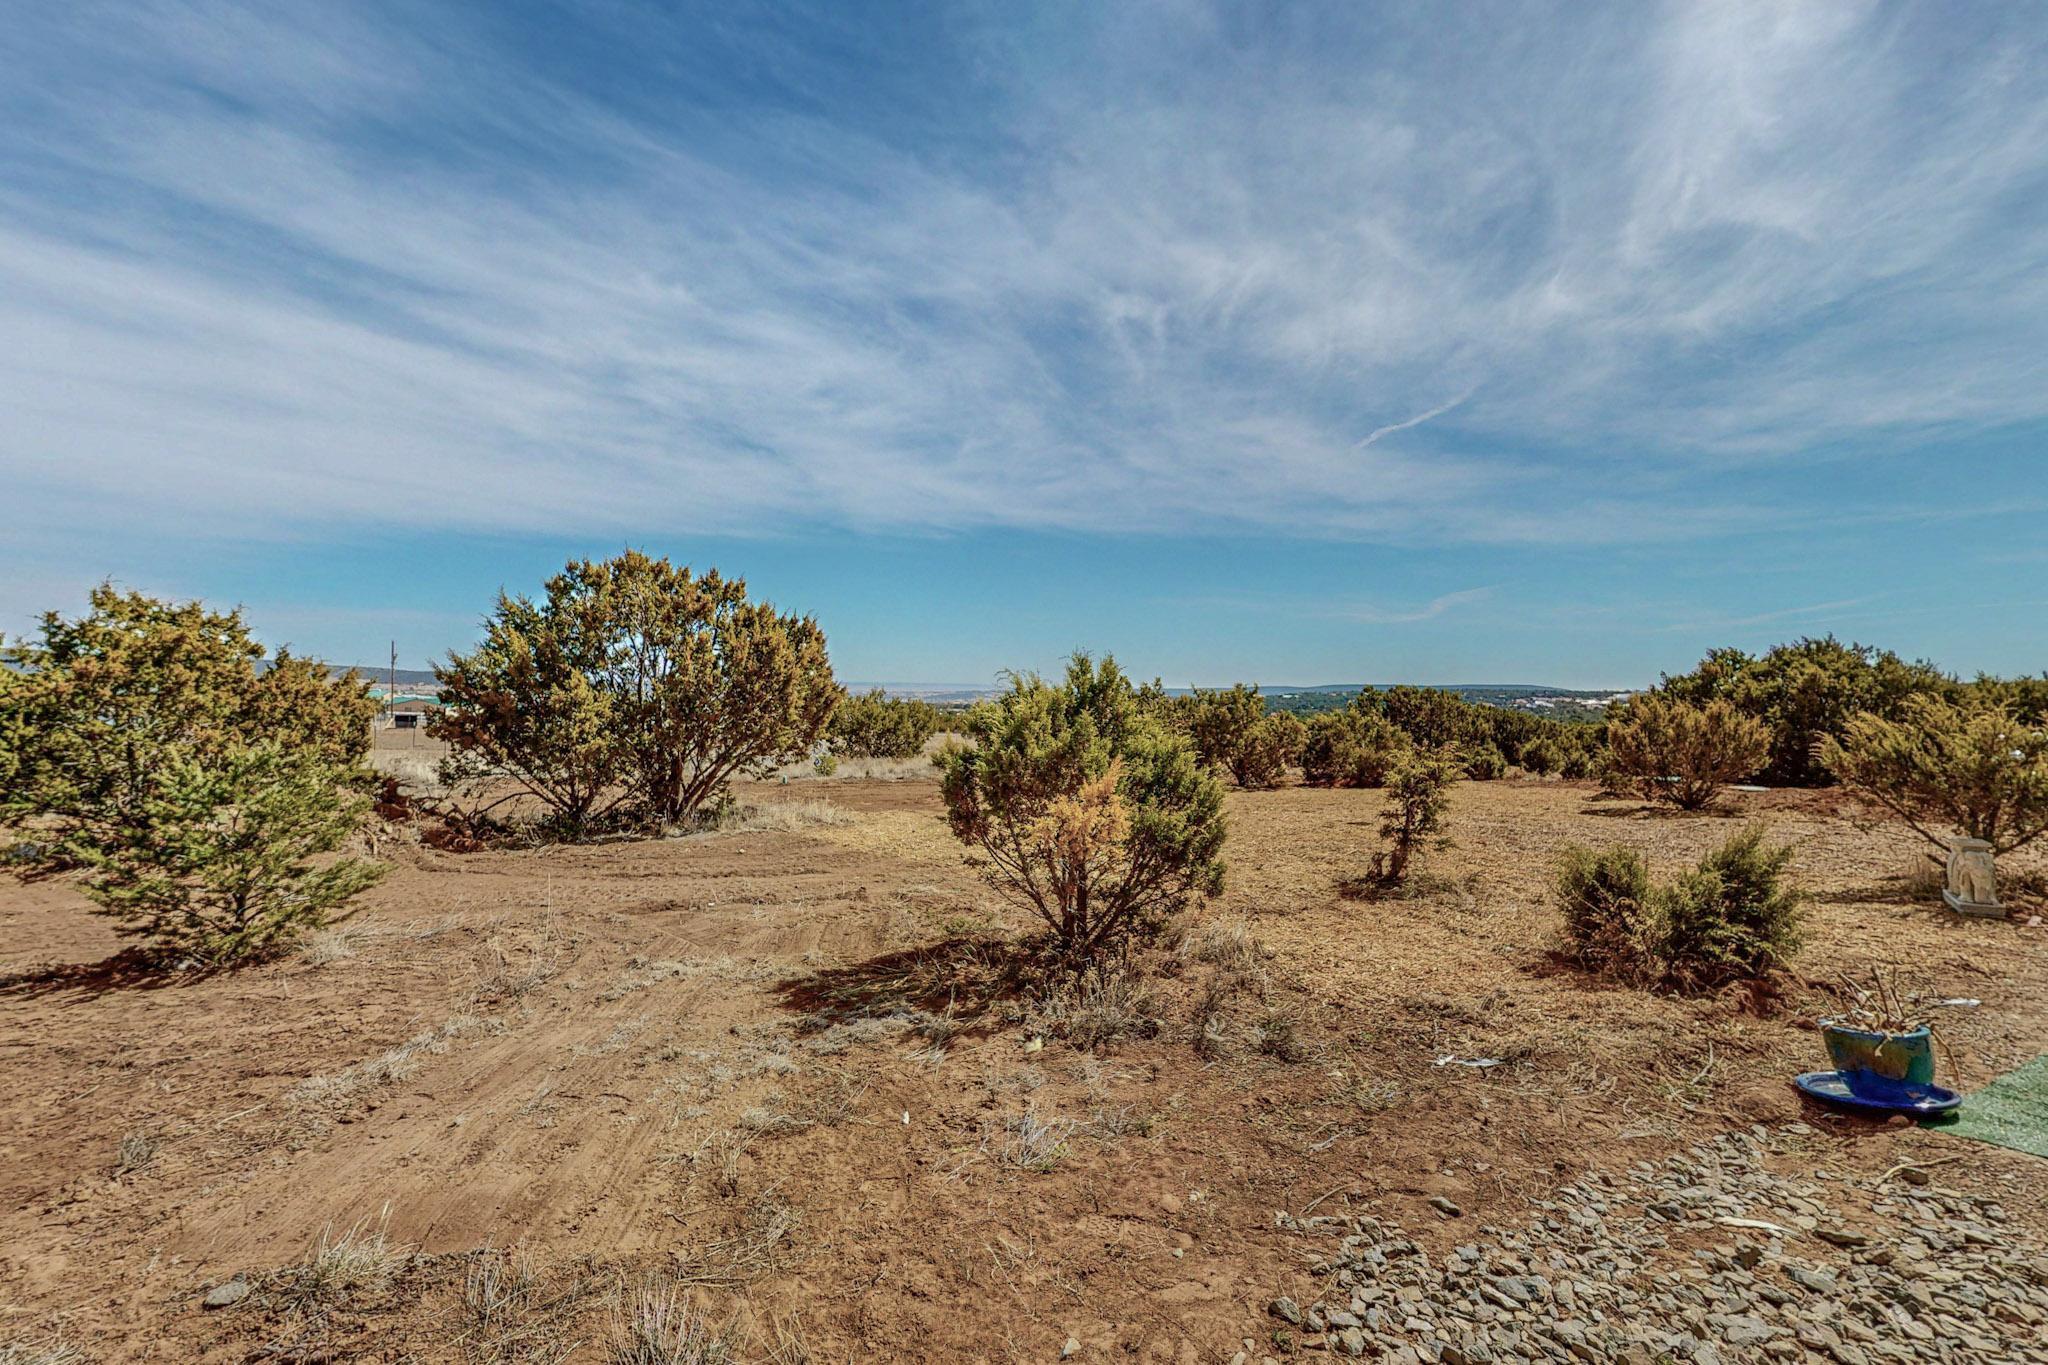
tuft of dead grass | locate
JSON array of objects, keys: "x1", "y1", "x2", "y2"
[
  {"x1": 992, "y1": 1111, "x2": 1075, "y2": 1172},
  {"x1": 785, "y1": 1075, "x2": 864, "y2": 1128},
  {"x1": 798, "y1": 1013, "x2": 915, "y2": 1054},
  {"x1": 601, "y1": 955, "x2": 782, "y2": 1002},
  {"x1": 1343, "y1": 1076, "x2": 1403, "y2": 1114},
  {"x1": 696, "y1": 800, "x2": 855, "y2": 835},
  {"x1": 692, "y1": 1128, "x2": 755, "y2": 1199},
  {"x1": 760, "y1": 1312, "x2": 820, "y2": 1365},
  {"x1": 1171, "y1": 916, "x2": 1267, "y2": 973},
  {"x1": 463, "y1": 1241, "x2": 540, "y2": 1336},
  {"x1": 114, "y1": 1129, "x2": 160, "y2": 1176},
  {"x1": 1894, "y1": 850, "x2": 1943, "y2": 901},
  {"x1": 612, "y1": 1280, "x2": 736, "y2": 1364},
  {"x1": 1246, "y1": 1008, "x2": 1311, "y2": 1063},
  {"x1": 0, "y1": 1335, "x2": 88, "y2": 1365},
  {"x1": 300, "y1": 924, "x2": 373, "y2": 965},
  {"x1": 1032, "y1": 968, "x2": 1156, "y2": 1051},
  {"x1": 289, "y1": 1014, "x2": 497, "y2": 1109},
  {"x1": 458, "y1": 1245, "x2": 596, "y2": 1365},
  {"x1": 1086, "y1": 1102, "x2": 1156, "y2": 1140},
  {"x1": 272, "y1": 1208, "x2": 410, "y2": 1307},
  {"x1": 769, "y1": 752, "x2": 941, "y2": 783},
  {"x1": 671, "y1": 1191, "x2": 802, "y2": 1287}
]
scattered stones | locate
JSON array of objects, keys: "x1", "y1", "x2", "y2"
[
  {"x1": 1429, "y1": 1196, "x2": 1464, "y2": 1219},
  {"x1": 1253, "y1": 1125, "x2": 2048, "y2": 1363},
  {"x1": 1786, "y1": 1266, "x2": 1838, "y2": 1293}
]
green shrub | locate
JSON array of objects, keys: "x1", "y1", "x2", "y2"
[
  {"x1": 1365, "y1": 750, "x2": 1458, "y2": 888},
  {"x1": 1555, "y1": 827, "x2": 1803, "y2": 991},
  {"x1": 1381, "y1": 686, "x2": 1478, "y2": 749},
  {"x1": 938, "y1": 654, "x2": 1226, "y2": 958},
  {"x1": 1653, "y1": 825, "x2": 1804, "y2": 990},
  {"x1": 1300, "y1": 707, "x2": 1406, "y2": 787},
  {"x1": 434, "y1": 551, "x2": 838, "y2": 834},
  {"x1": 1963, "y1": 673, "x2": 2048, "y2": 725},
  {"x1": 1518, "y1": 737, "x2": 1564, "y2": 776},
  {"x1": 1461, "y1": 741, "x2": 1508, "y2": 781},
  {"x1": 1825, "y1": 696, "x2": 2048, "y2": 856},
  {"x1": 1553, "y1": 844, "x2": 1654, "y2": 979},
  {"x1": 1246, "y1": 711, "x2": 1307, "y2": 787},
  {"x1": 0, "y1": 586, "x2": 383, "y2": 963},
  {"x1": 1186, "y1": 685, "x2": 1303, "y2": 789},
  {"x1": 1558, "y1": 744, "x2": 1595, "y2": 780},
  {"x1": 1660, "y1": 637, "x2": 1952, "y2": 786},
  {"x1": 79, "y1": 743, "x2": 385, "y2": 962},
  {"x1": 829, "y1": 690, "x2": 943, "y2": 759},
  {"x1": 1607, "y1": 694, "x2": 1768, "y2": 809}
]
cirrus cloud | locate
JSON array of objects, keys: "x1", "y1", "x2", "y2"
[{"x1": 1, "y1": 0, "x2": 2043, "y2": 558}]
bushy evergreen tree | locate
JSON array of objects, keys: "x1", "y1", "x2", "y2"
[
  {"x1": 1659, "y1": 637, "x2": 1950, "y2": 785},
  {"x1": 1186, "y1": 684, "x2": 1304, "y2": 788},
  {"x1": 829, "y1": 690, "x2": 944, "y2": 759},
  {"x1": 1827, "y1": 696, "x2": 2048, "y2": 855},
  {"x1": 938, "y1": 654, "x2": 1225, "y2": 957},
  {"x1": 435, "y1": 552, "x2": 839, "y2": 833},
  {"x1": 1, "y1": 586, "x2": 382, "y2": 962},
  {"x1": 1606, "y1": 694, "x2": 1769, "y2": 809},
  {"x1": 1365, "y1": 750, "x2": 1458, "y2": 887}
]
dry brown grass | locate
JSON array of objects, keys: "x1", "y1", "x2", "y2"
[
  {"x1": 299, "y1": 923, "x2": 374, "y2": 965},
  {"x1": 459, "y1": 1245, "x2": 597, "y2": 1364},
  {"x1": 991, "y1": 1111, "x2": 1075, "y2": 1172},
  {"x1": 367, "y1": 748, "x2": 448, "y2": 793},
  {"x1": 1031, "y1": 968, "x2": 1156, "y2": 1050},
  {"x1": 612, "y1": 1280, "x2": 735, "y2": 1364},
  {"x1": 289, "y1": 1014, "x2": 496, "y2": 1109},
  {"x1": 113, "y1": 1128, "x2": 160, "y2": 1176},
  {"x1": 671, "y1": 1191, "x2": 802, "y2": 1287},
  {"x1": 271, "y1": 1209, "x2": 410, "y2": 1307},
  {"x1": 0, "y1": 1336, "x2": 88, "y2": 1365},
  {"x1": 701, "y1": 800, "x2": 856, "y2": 834},
  {"x1": 1169, "y1": 914, "x2": 1267, "y2": 972},
  {"x1": 767, "y1": 736, "x2": 952, "y2": 784}
]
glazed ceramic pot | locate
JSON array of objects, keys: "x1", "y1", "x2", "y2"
[{"x1": 1820, "y1": 1019, "x2": 1934, "y2": 1098}]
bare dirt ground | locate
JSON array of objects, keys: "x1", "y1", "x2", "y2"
[{"x1": 2, "y1": 777, "x2": 2044, "y2": 1362}]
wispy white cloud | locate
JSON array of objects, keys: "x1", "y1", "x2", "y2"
[
  {"x1": 1656, "y1": 596, "x2": 1881, "y2": 634},
  {"x1": 0, "y1": 0, "x2": 2043, "y2": 562},
  {"x1": 1353, "y1": 392, "x2": 1473, "y2": 453},
  {"x1": 1332, "y1": 587, "x2": 1497, "y2": 626}
]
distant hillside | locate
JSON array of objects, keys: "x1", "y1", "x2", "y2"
[
  {"x1": 1261, "y1": 684, "x2": 1631, "y2": 723},
  {"x1": 314, "y1": 669, "x2": 1631, "y2": 718},
  {"x1": 321, "y1": 664, "x2": 439, "y2": 687},
  {"x1": 851, "y1": 680, "x2": 1633, "y2": 721}
]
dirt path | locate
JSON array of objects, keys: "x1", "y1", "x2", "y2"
[{"x1": 2, "y1": 778, "x2": 2043, "y2": 1361}]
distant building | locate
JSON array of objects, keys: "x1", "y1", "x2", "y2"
[{"x1": 379, "y1": 699, "x2": 436, "y2": 731}]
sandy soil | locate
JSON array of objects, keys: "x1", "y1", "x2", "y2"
[{"x1": 1, "y1": 778, "x2": 2044, "y2": 1362}]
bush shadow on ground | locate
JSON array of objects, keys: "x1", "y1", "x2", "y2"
[
  {"x1": 1808, "y1": 882, "x2": 1927, "y2": 908},
  {"x1": 770, "y1": 934, "x2": 1036, "y2": 1038},
  {"x1": 0, "y1": 947, "x2": 193, "y2": 1001},
  {"x1": 1576, "y1": 801, "x2": 1750, "y2": 820}
]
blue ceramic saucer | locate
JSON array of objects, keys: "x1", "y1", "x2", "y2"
[{"x1": 1793, "y1": 1070, "x2": 1961, "y2": 1117}]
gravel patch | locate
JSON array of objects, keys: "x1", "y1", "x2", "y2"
[{"x1": 1241, "y1": 1125, "x2": 2048, "y2": 1364}]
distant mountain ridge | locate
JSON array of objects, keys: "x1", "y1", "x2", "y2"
[{"x1": 317, "y1": 668, "x2": 1630, "y2": 703}]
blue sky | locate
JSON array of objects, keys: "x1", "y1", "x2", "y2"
[{"x1": 3, "y1": 2, "x2": 2045, "y2": 688}]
